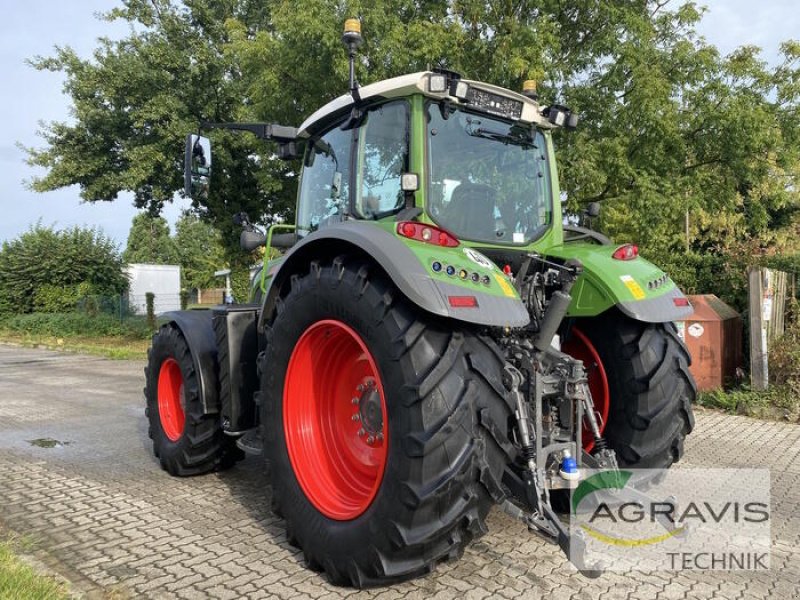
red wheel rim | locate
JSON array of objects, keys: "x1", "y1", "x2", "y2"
[
  {"x1": 283, "y1": 320, "x2": 389, "y2": 520},
  {"x1": 562, "y1": 328, "x2": 609, "y2": 452},
  {"x1": 158, "y1": 358, "x2": 185, "y2": 442}
]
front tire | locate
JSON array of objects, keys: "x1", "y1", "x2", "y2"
[
  {"x1": 260, "y1": 257, "x2": 514, "y2": 587},
  {"x1": 565, "y1": 311, "x2": 696, "y2": 469},
  {"x1": 145, "y1": 324, "x2": 240, "y2": 476}
]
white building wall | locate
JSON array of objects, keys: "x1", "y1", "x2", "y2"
[{"x1": 125, "y1": 264, "x2": 182, "y2": 315}]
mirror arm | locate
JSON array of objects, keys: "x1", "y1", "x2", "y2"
[{"x1": 200, "y1": 121, "x2": 298, "y2": 143}]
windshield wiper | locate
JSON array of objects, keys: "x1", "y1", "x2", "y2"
[{"x1": 467, "y1": 126, "x2": 537, "y2": 148}]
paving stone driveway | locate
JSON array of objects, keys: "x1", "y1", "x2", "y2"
[{"x1": 0, "y1": 345, "x2": 798, "y2": 599}]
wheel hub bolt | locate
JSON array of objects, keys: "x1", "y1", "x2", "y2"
[
  {"x1": 358, "y1": 428, "x2": 365, "y2": 437},
  {"x1": 351, "y1": 397, "x2": 359, "y2": 404},
  {"x1": 366, "y1": 435, "x2": 374, "y2": 445},
  {"x1": 377, "y1": 432, "x2": 384, "y2": 441},
  {"x1": 351, "y1": 414, "x2": 360, "y2": 421},
  {"x1": 357, "y1": 384, "x2": 365, "y2": 392}
]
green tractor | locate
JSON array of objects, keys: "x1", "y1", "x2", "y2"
[{"x1": 145, "y1": 20, "x2": 695, "y2": 586}]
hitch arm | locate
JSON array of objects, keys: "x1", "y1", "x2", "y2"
[{"x1": 501, "y1": 466, "x2": 600, "y2": 577}]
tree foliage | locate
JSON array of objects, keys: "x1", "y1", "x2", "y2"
[
  {"x1": 173, "y1": 212, "x2": 227, "y2": 290},
  {"x1": 25, "y1": 0, "x2": 800, "y2": 308},
  {"x1": 0, "y1": 224, "x2": 127, "y2": 315},
  {"x1": 123, "y1": 212, "x2": 178, "y2": 264}
]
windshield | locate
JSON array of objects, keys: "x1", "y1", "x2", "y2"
[{"x1": 426, "y1": 104, "x2": 552, "y2": 245}]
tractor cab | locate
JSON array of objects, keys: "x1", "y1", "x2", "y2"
[
  {"x1": 290, "y1": 68, "x2": 576, "y2": 250},
  {"x1": 186, "y1": 66, "x2": 579, "y2": 263}
]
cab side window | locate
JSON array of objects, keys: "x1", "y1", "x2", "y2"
[
  {"x1": 297, "y1": 124, "x2": 353, "y2": 236},
  {"x1": 355, "y1": 102, "x2": 409, "y2": 219}
]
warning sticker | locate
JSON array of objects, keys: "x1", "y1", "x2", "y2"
[
  {"x1": 493, "y1": 273, "x2": 517, "y2": 298},
  {"x1": 620, "y1": 275, "x2": 646, "y2": 300},
  {"x1": 463, "y1": 247, "x2": 494, "y2": 269},
  {"x1": 688, "y1": 323, "x2": 705, "y2": 338}
]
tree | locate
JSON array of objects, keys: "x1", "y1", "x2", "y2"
[
  {"x1": 123, "y1": 212, "x2": 178, "y2": 264},
  {"x1": 25, "y1": 0, "x2": 800, "y2": 306},
  {"x1": 26, "y1": 0, "x2": 294, "y2": 300},
  {"x1": 0, "y1": 224, "x2": 127, "y2": 314},
  {"x1": 173, "y1": 212, "x2": 227, "y2": 291}
]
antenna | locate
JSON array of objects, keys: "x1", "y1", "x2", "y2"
[{"x1": 342, "y1": 18, "x2": 363, "y2": 103}]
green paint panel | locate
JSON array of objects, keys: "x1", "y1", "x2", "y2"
[{"x1": 544, "y1": 242, "x2": 676, "y2": 316}]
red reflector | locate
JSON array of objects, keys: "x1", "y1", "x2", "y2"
[
  {"x1": 612, "y1": 244, "x2": 639, "y2": 261},
  {"x1": 673, "y1": 297, "x2": 690, "y2": 307},
  {"x1": 503, "y1": 264, "x2": 512, "y2": 275},
  {"x1": 448, "y1": 295, "x2": 479, "y2": 308},
  {"x1": 396, "y1": 221, "x2": 459, "y2": 247}
]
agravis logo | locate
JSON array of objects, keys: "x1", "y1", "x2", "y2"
[
  {"x1": 572, "y1": 470, "x2": 685, "y2": 547},
  {"x1": 569, "y1": 468, "x2": 771, "y2": 571}
]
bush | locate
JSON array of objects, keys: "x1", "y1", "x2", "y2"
[
  {"x1": 769, "y1": 301, "x2": 800, "y2": 399},
  {"x1": 0, "y1": 224, "x2": 127, "y2": 315},
  {"x1": 0, "y1": 312, "x2": 152, "y2": 339},
  {"x1": 648, "y1": 250, "x2": 750, "y2": 314},
  {"x1": 31, "y1": 281, "x2": 115, "y2": 314},
  {"x1": 32, "y1": 284, "x2": 80, "y2": 313}
]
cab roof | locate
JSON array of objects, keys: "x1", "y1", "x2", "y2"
[{"x1": 297, "y1": 71, "x2": 549, "y2": 137}]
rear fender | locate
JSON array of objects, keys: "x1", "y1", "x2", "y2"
[
  {"x1": 257, "y1": 221, "x2": 530, "y2": 331},
  {"x1": 161, "y1": 310, "x2": 219, "y2": 414},
  {"x1": 546, "y1": 243, "x2": 694, "y2": 323}
]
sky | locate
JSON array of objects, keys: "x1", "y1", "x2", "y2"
[{"x1": 0, "y1": 0, "x2": 798, "y2": 249}]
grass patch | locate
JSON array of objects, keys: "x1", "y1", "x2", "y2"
[
  {"x1": 697, "y1": 384, "x2": 800, "y2": 422},
  {"x1": 0, "y1": 535, "x2": 68, "y2": 600},
  {"x1": 0, "y1": 331, "x2": 150, "y2": 360},
  {"x1": 0, "y1": 312, "x2": 152, "y2": 338},
  {"x1": 0, "y1": 312, "x2": 154, "y2": 360}
]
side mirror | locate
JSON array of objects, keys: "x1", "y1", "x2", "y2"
[
  {"x1": 184, "y1": 134, "x2": 212, "y2": 200},
  {"x1": 585, "y1": 202, "x2": 601, "y2": 218},
  {"x1": 240, "y1": 229, "x2": 267, "y2": 252}
]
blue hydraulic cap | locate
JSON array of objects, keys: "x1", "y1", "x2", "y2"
[{"x1": 559, "y1": 450, "x2": 580, "y2": 481}]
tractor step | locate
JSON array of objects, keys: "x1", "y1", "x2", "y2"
[{"x1": 236, "y1": 428, "x2": 263, "y2": 455}]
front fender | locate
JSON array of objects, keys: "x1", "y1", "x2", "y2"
[
  {"x1": 258, "y1": 221, "x2": 530, "y2": 330},
  {"x1": 546, "y1": 243, "x2": 694, "y2": 323},
  {"x1": 161, "y1": 309, "x2": 219, "y2": 414}
]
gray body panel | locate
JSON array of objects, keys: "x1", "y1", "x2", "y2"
[
  {"x1": 162, "y1": 309, "x2": 220, "y2": 414},
  {"x1": 617, "y1": 286, "x2": 694, "y2": 323},
  {"x1": 258, "y1": 221, "x2": 530, "y2": 330}
]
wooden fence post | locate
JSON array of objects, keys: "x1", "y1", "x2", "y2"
[{"x1": 748, "y1": 268, "x2": 768, "y2": 391}]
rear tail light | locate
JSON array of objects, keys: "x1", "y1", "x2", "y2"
[
  {"x1": 397, "y1": 221, "x2": 459, "y2": 247},
  {"x1": 612, "y1": 243, "x2": 639, "y2": 261}
]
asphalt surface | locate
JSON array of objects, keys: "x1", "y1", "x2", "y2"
[{"x1": 0, "y1": 344, "x2": 798, "y2": 599}]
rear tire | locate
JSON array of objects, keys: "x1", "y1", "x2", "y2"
[
  {"x1": 260, "y1": 257, "x2": 514, "y2": 587},
  {"x1": 566, "y1": 311, "x2": 696, "y2": 468},
  {"x1": 145, "y1": 324, "x2": 241, "y2": 476}
]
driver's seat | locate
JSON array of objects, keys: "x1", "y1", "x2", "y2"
[{"x1": 446, "y1": 183, "x2": 496, "y2": 240}]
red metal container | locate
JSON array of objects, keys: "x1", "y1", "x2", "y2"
[{"x1": 676, "y1": 295, "x2": 743, "y2": 391}]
